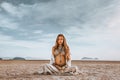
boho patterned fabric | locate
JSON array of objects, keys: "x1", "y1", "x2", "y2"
[{"x1": 37, "y1": 54, "x2": 80, "y2": 75}]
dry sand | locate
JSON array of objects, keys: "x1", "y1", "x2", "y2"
[{"x1": 0, "y1": 60, "x2": 120, "y2": 80}]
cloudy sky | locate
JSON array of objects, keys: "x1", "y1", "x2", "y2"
[{"x1": 0, "y1": 0, "x2": 120, "y2": 60}]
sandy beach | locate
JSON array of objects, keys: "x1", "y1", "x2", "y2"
[{"x1": 0, "y1": 60, "x2": 120, "y2": 80}]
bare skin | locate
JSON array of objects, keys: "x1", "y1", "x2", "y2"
[
  {"x1": 55, "y1": 53, "x2": 66, "y2": 67},
  {"x1": 52, "y1": 36, "x2": 66, "y2": 71}
]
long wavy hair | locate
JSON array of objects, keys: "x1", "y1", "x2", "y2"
[{"x1": 53, "y1": 34, "x2": 70, "y2": 60}]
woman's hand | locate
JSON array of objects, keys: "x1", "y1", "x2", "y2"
[{"x1": 66, "y1": 54, "x2": 71, "y2": 60}]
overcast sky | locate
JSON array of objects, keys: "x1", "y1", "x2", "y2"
[{"x1": 0, "y1": 0, "x2": 120, "y2": 60}]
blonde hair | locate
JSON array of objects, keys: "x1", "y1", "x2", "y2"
[{"x1": 53, "y1": 34, "x2": 70, "y2": 60}]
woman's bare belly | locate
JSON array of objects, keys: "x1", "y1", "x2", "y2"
[{"x1": 55, "y1": 53, "x2": 66, "y2": 67}]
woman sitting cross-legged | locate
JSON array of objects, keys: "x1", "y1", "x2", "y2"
[{"x1": 34, "y1": 34, "x2": 80, "y2": 75}]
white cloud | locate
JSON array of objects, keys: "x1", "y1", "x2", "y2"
[
  {"x1": 42, "y1": 33, "x2": 56, "y2": 37},
  {"x1": 0, "y1": 0, "x2": 120, "y2": 60},
  {"x1": 1, "y1": 2, "x2": 20, "y2": 17},
  {"x1": 0, "y1": 34, "x2": 52, "y2": 59},
  {"x1": 63, "y1": 1, "x2": 120, "y2": 60},
  {"x1": 0, "y1": 35, "x2": 50, "y2": 49},
  {"x1": 0, "y1": 16, "x2": 18, "y2": 29},
  {"x1": 33, "y1": 30, "x2": 43, "y2": 34},
  {"x1": 0, "y1": 8, "x2": 2, "y2": 11},
  {"x1": 0, "y1": 34, "x2": 13, "y2": 41},
  {"x1": 19, "y1": 32, "x2": 28, "y2": 36},
  {"x1": 0, "y1": 2, "x2": 28, "y2": 18},
  {"x1": 64, "y1": 27, "x2": 82, "y2": 35}
]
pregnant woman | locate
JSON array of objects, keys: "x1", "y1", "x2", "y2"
[{"x1": 34, "y1": 34, "x2": 80, "y2": 75}]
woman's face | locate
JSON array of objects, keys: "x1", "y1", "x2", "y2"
[{"x1": 57, "y1": 36, "x2": 64, "y2": 45}]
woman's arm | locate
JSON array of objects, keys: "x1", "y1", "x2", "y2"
[
  {"x1": 50, "y1": 54, "x2": 55, "y2": 64},
  {"x1": 52, "y1": 47, "x2": 56, "y2": 58},
  {"x1": 66, "y1": 53, "x2": 71, "y2": 67},
  {"x1": 65, "y1": 46, "x2": 71, "y2": 67},
  {"x1": 50, "y1": 47, "x2": 55, "y2": 64}
]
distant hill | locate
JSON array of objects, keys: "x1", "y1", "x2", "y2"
[
  {"x1": 81, "y1": 57, "x2": 98, "y2": 60},
  {"x1": 25, "y1": 57, "x2": 45, "y2": 60},
  {"x1": 13, "y1": 57, "x2": 26, "y2": 60},
  {"x1": 1, "y1": 57, "x2": 47, "y2": 60},
  {"x1": 0, "y1": 58, "x2": 2, "y2": 60}
]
